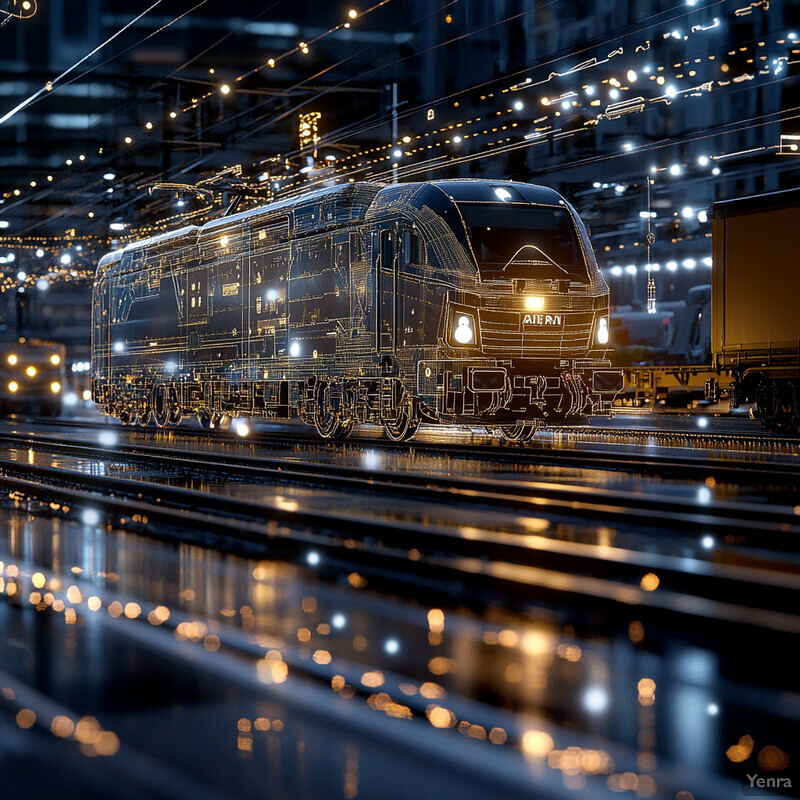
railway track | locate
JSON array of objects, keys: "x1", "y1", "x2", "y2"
[
  {"x1": 4, "y1": 414, "x2": 800, "y2": 482},
  {"x1": 0, "y1": 420, "x2": 796, "y2": 799},
  {"x1": 0, "y1": 429, "x2": 798, "y2": 636}
]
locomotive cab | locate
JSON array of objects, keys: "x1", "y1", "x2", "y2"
[{"x1": 374, "y1": 180, "x2": 623, "y2": 439}]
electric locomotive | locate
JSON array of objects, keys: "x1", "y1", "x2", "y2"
[{"x1": 91, "y1": 180, "x2": 622, "y2": 441}]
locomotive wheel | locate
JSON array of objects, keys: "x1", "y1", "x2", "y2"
[
  {"x1": 153, "y1": 386, "x2": 177, "y2": 429},
  {"x1": 136, "y1": 408, "x2": 153, "y2": 427},
  {"x1": 197, "y1": 411, "x2": 225, "y2": 430},
  {"x1": 497, "y1": 422, "x2": 537, "y2": 443},
  {"x1": 314, "y1": 381, "x2": 345, "y2": 439},
  {"x1": 757, "y1": 378, "x2": 799, "y2": 434},
  {"x1": 383, "y1": 402, "x2": 419, "y2": 442}
]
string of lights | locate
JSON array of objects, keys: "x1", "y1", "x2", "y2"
[{"x1": 0, "y1": 0, "x2": 793, "y2": 296}]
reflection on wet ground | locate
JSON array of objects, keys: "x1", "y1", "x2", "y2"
[
  {"x1": 0, "y1": 414, "x2": 798, "y2": 797},
  {"x1": 0, "y1": 506, "x2": 795, "y2": 799}
]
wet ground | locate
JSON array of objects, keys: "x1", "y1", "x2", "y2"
[{"x1": 0, "y1": 409, "x2": 797, "y2": 799}]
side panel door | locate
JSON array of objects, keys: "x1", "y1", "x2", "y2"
[{"x1": 377, "y1": 226, "x2": 397, "y2": 353}]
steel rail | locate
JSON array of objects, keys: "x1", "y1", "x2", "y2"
[
  {"x1": 7, "y1": 415, "x2": 799, "y2": 481},
  {"x1": 0, "y1": 430, "x2": 797, "y2": 539},
  {"x1": 0, "y1": 456, "x2": 799, "y2": 633}
]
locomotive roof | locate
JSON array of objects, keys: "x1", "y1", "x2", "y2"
[
  {"x1": 427, "y1": 180, "x2": 567, "y2": 206},
  {"x1": 97, "y1": 179, "x2": 568, "y2": 271}
]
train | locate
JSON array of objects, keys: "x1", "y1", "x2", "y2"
[
  {"x1": 0, "y1": 337, "x2": 65, "y2": 416},
  {"x1": 618, "y1": 188, "x2": 800, "y2": 433},
  {"x1": 708, "y1": 188, "x2": 800, "y2": 433},
  {"x1": 91, "y1": 179, "x2": 623, "y2": 441}
]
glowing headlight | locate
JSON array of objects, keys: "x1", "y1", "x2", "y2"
[
  {"x1": 26, "y1": 365, "x2": 37, "y2": 377},
  {"x1": 7, "y1": 354, "x2": 17, "y2": 365},
  {"x1": 8, "y1": 381, "x2": 18, "y2": 393},
  {"x1": 525, "y1": 295, "x2": 545, "y2": 311},
  {"x1": 50, "y1": 354, "x2": 60, "y2": 365},
  {"x1": 596, "y1": 316, "x2": 609, "y2": 345},
  {"x1": 50, "y1": 381, "x2": 61, "y2": 394},
  {"x1": 451, "y1": 314, "x2": 475, "y2": 345}
]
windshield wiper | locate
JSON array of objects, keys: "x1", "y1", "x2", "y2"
[{"x1": 500, "y1": 244, "x2": 568, "y2": 274}]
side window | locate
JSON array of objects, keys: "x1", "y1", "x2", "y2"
[
  {"x1": 403, "y1": 230, "x2": 422, "y2": 265},
  {"x1": 380, "y1": 229, "x2": 394, "y2": 269}
]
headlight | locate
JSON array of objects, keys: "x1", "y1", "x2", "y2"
[
  {"x1": 451, "y1": 312, "x2": 477, "y2": 346},
  {"x1": 7, "y1": 354, "x2": 17, "y2": 365},
  {"x1": 8, "y1": 381, "x2": 18, "y2": 393},
  {"x1": 596, "y1": 316, "x2": 609, "y2": 345},
  {"x1": 50, "y1": 381, "x2": 61, "y2": 394}
]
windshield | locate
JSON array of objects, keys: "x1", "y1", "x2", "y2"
[{"x1": 456, "y1": 202, "x2": 588, "y2": 282}]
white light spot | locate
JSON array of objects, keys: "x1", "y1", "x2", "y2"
[
  {"x1": 16, "y1": 270, "x2": 26, "y2": 281},
  {"x1": 703, "y1": 256, "x2": 712, "y2": 267},
  {"x1": 63, "y1": 391, "x2": 79, "y2": 407},
  {"x1": 583, "y1": 686, "x2": 609, "y2": 714},
  {"x1": 289, "y1": 341, "x2": 300, "y2": 357},
  {"x1": 384, "y1": 638, "x2": 400, "y2": 655},
  {"x1": 109, "y1": 222, "x2": 126, "y2": 232},
  {"x1": 707, "y1": 703, "x2": 719, "y2": 715},
  {"x1": 36, "y1": 278, "x2": 48, "y2": 292},
  {"x1": 82, "y1": 508, "x2": 101, "y2": 526},
  {"x1": 585, "y1": 85, "x2": 595, "y2": 96},
  {"x1": 113, "y1": 341, "x2": 125, "y2": 353},
  {"x1": 232, "y1": 419, "x2": 250, "y2": 437},
  {"x1": 625, "y1": 264, "x2": 637, "y2": 275},
  {"x1": 60, "y1": 253, "x2": 72, "y2": 265},
  {"x1": 392, "y1": 149, "x2": 402, "y2": 158},
  {"x1": 332, "y1": 613, "x2": 346, "y2": 629},
  {"x1": 697, "y1": 486, "x2": 712, "y2": 505},
  {"x1": 493, "y1": 187, "x2": 512, "y2": 202},
  {"x1": 712, "y1": 167, "x2": 721, "y2": 176},
  {"x1": 666, "y1": 260, "x2": 678, "y2": 271},
  {"x1": 103, "y1": 172, "x2": 115, "y2": 181},
  {"x1": 361, "y1": 449, "x2": 381, "y2": 471},
  {"x1": 697, "y1": 209, "x2": 708, "y2": 224},
  {"x1": 701, "y1": 535, "x2": 715, "y2": 549},
  {"x1": 683, "y1": 258, "x2": 696, "y2": 269},
  {"x1": 98, "y1": 430, "x2": 118, "y2": 447},
  {"x1": 697, "y1": 155, "x2": 709, "y2": 166},
  {"x1": 610, "y1": 266, "x2": 623, "y2": 277},
  {"x1": 561, "y1": 99, "x2": 572, "y2": 109},
  {"x1": 35, "y1": 248, "x2": 44, "y2": 257},
  {"x1": 513, "y1": 100, "x2": 524, "y2": 111},
  {"x1": 452, "y1": 135, "x2": 462, "y2": 143},
  {"x1": 609, "y1": 88, "x2": 620, "y2": 100},
  {"x1": 306, "y1": 551, "x2": 320, "y2": 566},
  {"x1": 681, "y1": 206, "x2": 693, "y2": 218}
]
